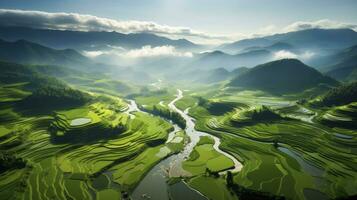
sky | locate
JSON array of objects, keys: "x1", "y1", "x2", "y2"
[{"x1": 0, "y1": 0, "x2": 357, "y2": 44}]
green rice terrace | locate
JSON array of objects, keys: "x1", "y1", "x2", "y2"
[{"x1": 1, "y1": 75, "x2": 356, "y2": 200}]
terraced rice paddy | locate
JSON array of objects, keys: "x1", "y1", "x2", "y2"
[
  {"x1": 1, "y1": 81, "x2": 357, "y2": 200},
  {"x1": 182, "y1": 136, "x2": 234, "y2": 175},
  {"x1": 70, "y1": 118, "x2": 92, "y2": 126},
  {"x1": 318, "y1": 102, "x2": 357, "y2": 128},
  {"x1": 0, "y1": 84, "x2": 185, "y2": 200},
  {"x1": 177, "y1": 88, "x2": 357, "y2": 200}
]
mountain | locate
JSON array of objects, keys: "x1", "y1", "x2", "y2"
[
  {"x1": 0, "y1": 61, "x2": 90, "y2": 110},
  {"x1": 221, "y1": 38, "x2": 272, "y2": 53},
  {"x1": 323, "y1": 45, "x2": 357, "y2": 81},
  {"x1": 234, "y1": 49, "x2": 272, "y2": 67},
  {"x1": 229, "y1": 59, "x2": 338, "y2": 93},
  {"x1": 189, "y1": 49, "x2": 272, "y2": 70},
  {"x1": 192, "y1": 51, "x2": 235, "y2": 69},
  {"x1": 231, "y1": 67, "x2": 249, "y2": 76},
  {"x1": 197, "y1": 67, "x2": 250, "y2": 83},
  {"x1": 195, "y1": 68, "x2": 230, "y2": 83},
  {"x1": 0, "y1": 39, "x2": 90, "y2": 69},
  {"x1": 221, "y1": 28, "x2": 357, "y2": 53},
  {"x1": 266, "y1": 42, "x2": 295, "y2": 51},
  {"x1": 241, "y1": 42, "x2": 296, "y2": 53},
  {"x1": 0, "y1": 26, "x2": 200, "y2": 51},
  {"x1": 165, "y1": 66, "x2": 248, "y2": 84}
]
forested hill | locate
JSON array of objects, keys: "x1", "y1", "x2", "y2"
[{"x1": 229, "y1": 59, "x2": 338, "y2": 94}]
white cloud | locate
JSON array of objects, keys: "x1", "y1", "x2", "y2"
[
  {"x1": 83, "y1": 50, "x2": 104, "y2": 57},
  {"x1": 273, "y1": 50, "x2": 316, "y2": 61},
  {"x1": 300, "y1": 51, "x2": 315, "y2": 60},
  {"x1": 242, "y1": 19, "x2": 357, "y2": 41},
  {"x1": 273, "y1": 50, "x2": 298, "y2": 60},
  {"x1": 125, "y1": 45, "x2": 192, "y2": 58},
  {"x1": 83, "y1": 45, "x2": 192, "y2": 58},
  {"x1": 284, "y1": 19, "x2": 357, "y2": 32},
  {"x1": 257, "y1": 25, "x2": 278, "y2": 35},
  {"x1": 0, "y1": 9, "x2": 356, "y2": 45},
  {"x1": 0, "y1": 9, "x2": 229, "y2": 43}
]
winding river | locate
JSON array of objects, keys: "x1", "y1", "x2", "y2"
[{"x1": 130, "y1": 89, "x2": 243, "y2": 199}]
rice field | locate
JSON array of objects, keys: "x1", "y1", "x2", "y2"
[
  {"x1": 0, "y1": 83, "x2": 181, "y2": 199},
  {"x1": 1, "y1": 80, "x2": 357, "y2": 200},
  {"x1": 182, "y1": 136, "x2": 234, "y2": 176},
  {"x1": 176, "y1": 88, "x2": 357, "y2": 200}
]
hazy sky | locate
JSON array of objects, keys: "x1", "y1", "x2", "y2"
[{"x1": 1, "y1": 0, "x2": 357, "y2": 43}]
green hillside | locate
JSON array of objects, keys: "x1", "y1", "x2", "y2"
[
  {"x1": 229, "y1": 59, "x2": 338, "y2": 94},
  {"x1": 318, "y1": 81, "x2": 357, "y2": 107},
  {"x1": 0, "y1": 39, "x2": 90, "y2": 68}
]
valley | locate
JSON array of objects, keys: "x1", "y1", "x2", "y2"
[
  {"x1": 1, "y1": 70, "x2": 356, "y2": 200},
  {"x1": 1, "y1": 4, "x2": 357, "y2": 200}
]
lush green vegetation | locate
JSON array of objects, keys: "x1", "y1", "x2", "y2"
[
  {"x1": 1, "y1": 36, "x2": 357, "y2": 200},
  {"x1": 0, "y1": 64, "x2": 186, "y2": 199},
  {"x1": 0, "y1": 39, "x2": 90, "y2": 68},
  {"x1": 229, "y1": 59, "x2": 338, "y2": 94},
  {"x1": 317, "y1": 102, "x2": 357, "y2": 129},
  {"x1": 188, "y1": 176, "x2": 238, "y2": 200},
  {"x1": 182, "y1": 86, "x2": 357, "y2": 200},
  {"x1": 318, "y1": 81, "x2": 357, "y2": 106},
  {"x1": 182, "y1": 136, "x2": 234, "y2": 176},
  {"x1": 230, "y1": 105, "x2": 285, "y2": 126},
  {"x1": 132, "y1": 89, "x2": 187, "y2": 128},
  {"x1": 145, "y1": 105, "x2": 186, "y2": 129},
  {"x1": 21, "y1": 85, "x2": 90, "y2": 109},
  {"x1": 0, "y1": 153, "x2": 27, "y2": 174}
]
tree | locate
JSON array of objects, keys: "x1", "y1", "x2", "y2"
[
  {"x1": 273, "y1": 140, "x2": 279, "y2": 148},
  {"x1": 197, "y1": 97, "x2": 208, "y2": 106},
  {"x1": 226, "y1": 171, "x2": 234, "y2": 187}
]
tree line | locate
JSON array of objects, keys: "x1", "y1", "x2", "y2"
[
  {"x1": 141, "y1": 105, "x2": 186, "y2": 129},
  {"x1": 320, "y1": 81, "x2": 357, "y2": 106}
]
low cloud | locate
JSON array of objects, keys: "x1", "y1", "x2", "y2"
[
  {"x1": 300, "y1": 51, "x2": 315, "y2": 60},
  {"x1": 245, "y1": 19, "x2": 357, "y2": 40},
  {"x1": 83, "y1": 45, "x2": 192, "y2": 58},
  {"x1": 83, "y1": 50, "x2": 105, "y2": 57},
  {"x1": 273, "y1": 50, "x2": 298, "y2": 60},
  {"x1": 273, "y1": 50, "x2": 315, "y2": 61},
  {"x1": 125, "y1": 45, "x2": 192, "y2": 58},
  {"x1": 284, "y1": 19, "x2": 357, "y2": 32},
  {"x1": 0, "y1": 9, "x2": 355, "y2": 45},
  {"x1": 0, "y1": 9, "x2": 229, "y2": 43}
]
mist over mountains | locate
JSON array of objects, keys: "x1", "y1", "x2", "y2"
[
  {"x1": 0, "y1": 26, "x2": 201, "y2": 51},
  {"x1": 220, "y1": 28, "x2": 357, "y2": 53},
  {"x1": 1, "y1": 24, "x2": 357, "y2": 87}
]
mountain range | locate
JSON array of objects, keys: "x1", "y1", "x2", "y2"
[
  {"x1": 1, "y1": 26, "x2": 357, "y2": 86},
  {"x1": 221, "y1": 28, "x2": 357, "y2": 54},
  {"x1": 0, "y1": 26, "x2": 200, "y2": 51},
  {"x1": 187, "y1": 49, "x2": 272, "y2": 71}
]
